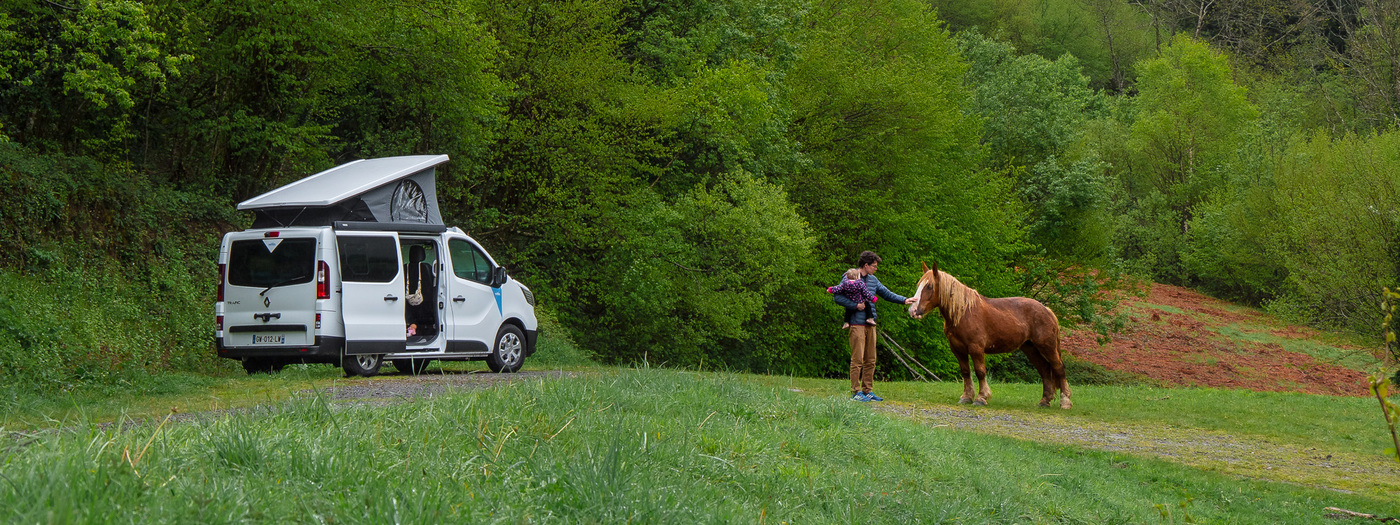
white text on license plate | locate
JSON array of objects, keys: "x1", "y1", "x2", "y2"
[{"x1": 254, "y1": 335, "x2": 285, "y2": 344}]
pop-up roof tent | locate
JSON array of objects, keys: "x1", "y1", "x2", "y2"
[{"x1": 238, "y1": 155, "x2": 449, "y2": 228}]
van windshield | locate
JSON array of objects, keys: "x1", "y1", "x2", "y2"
[{"x1": 228, "y1": 238, "x2": 316, "y2": 288}]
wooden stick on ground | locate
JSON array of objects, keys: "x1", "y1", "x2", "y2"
[
  {"x1": 880, "y1": 331, "x2": 941, "y2": 381},
  {"x1": 1324, "y1": 507, "x2": 1400, "y2": 522},
  {"x1": 883, "y1": 341, "x2": 928, "y2": 382}
]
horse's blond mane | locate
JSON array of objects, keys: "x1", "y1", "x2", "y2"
[{"x1": 922, "y1": 270, "x2": 981, "y2": 327}]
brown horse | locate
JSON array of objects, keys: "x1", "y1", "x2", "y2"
[{"x1": 907, "y1": 262, "x2": 1072, "y2": 409}]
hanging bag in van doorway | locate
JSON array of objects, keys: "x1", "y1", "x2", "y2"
[{"x1": 407, "y1": 264, "x2": 424, "y2": 306}]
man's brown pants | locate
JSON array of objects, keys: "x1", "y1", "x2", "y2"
[{"x1": 849, "y1": 325, "x2": 877, "y2": 393}]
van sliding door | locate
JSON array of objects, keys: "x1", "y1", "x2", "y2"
[{"x1": 337, "y1": 233, "x2": 407, "y2": 354}]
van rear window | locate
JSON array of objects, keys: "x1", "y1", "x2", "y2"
[
  {"x1": 338, "y1": 236, "x2": 400, "y2": 283},
  {"x1": 228, "y1": 239, "x2": 316, "y2": 287}
]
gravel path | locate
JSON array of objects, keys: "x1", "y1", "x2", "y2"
[{"x1": 875, "y1": 402, "x2": 1400, "y2": 496}]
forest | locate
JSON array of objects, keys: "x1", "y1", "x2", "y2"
[{"x1": 1, "y1": 0, "x2": 1398, "y2": 389}]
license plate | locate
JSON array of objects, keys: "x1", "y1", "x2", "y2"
[{"x1": 253, "y1": 334, "x2": 285, "y2": 344}]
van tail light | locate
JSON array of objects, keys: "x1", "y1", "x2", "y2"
[
  {"x1": 217, "y1": 263, "x2": 226, "y2": 302},
  {"x1": 216, "y1": 315, "x2": 224, "y2": 332},
  {"x1": 315, "y1": 313, "x2": 322, "y2": 330},
  {"x1": 316, "y1": 260, "x2": 330, "y2": 299}
]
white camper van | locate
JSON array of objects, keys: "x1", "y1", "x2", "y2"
[{"x1": 215, "y1": 155, "x2": 538, "y2": 377}]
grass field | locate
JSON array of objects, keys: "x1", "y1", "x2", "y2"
[
  {"x1": 761, "y1": 375, "x2": 1394, "y2": 456},
  {"x1": 4, "y1": 368, "x2": 1397, "y2": 523}
]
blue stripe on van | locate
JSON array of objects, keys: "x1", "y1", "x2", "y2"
[{"x1": 493, "y1": 287, "x2": 503, "y2": 315}]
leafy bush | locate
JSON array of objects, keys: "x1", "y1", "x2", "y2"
[
  {"x1": 1264, "y1": 131, "x2": 1400, "y2": 332},
  {"x1": 528, "y1": 309, "x2": 596, "y2": 368},
  {"x1": 0, "y1": 144, "x2": 236, "y2": 390}
]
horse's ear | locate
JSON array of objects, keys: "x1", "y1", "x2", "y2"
[
  {"x1": 931, "y1": 260, "x2": 939, "y2": 275},
  {"x1": 921, "y1": 261, "x2": 929, "y2": 273}
]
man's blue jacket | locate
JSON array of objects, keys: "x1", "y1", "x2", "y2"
[{"x1": 833, "y1": 273, "x2": 908, "y2": 326}]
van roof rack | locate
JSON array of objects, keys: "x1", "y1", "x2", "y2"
[{"x1": 333, "y1": 222, "x2": 448, "y2": 233}]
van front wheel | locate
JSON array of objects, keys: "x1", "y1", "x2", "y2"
[
  {"x1": 343, "y1": 353, "x2": 383, "y2": 377},
  {"x1": 486, "y1": 325, "x2": 525, "y2": 373}
]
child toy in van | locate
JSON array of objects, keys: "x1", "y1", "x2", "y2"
[{"x1": 827, "y1": 268, "x2": 877, "y2": 329}]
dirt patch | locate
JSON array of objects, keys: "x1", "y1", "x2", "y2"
[
  {"x1": 877, "y1": 403, "x2": 1400, "y2": 497},
  {"x1": 1063, "y1": 284, "x2": 1373, "y2": 397}
]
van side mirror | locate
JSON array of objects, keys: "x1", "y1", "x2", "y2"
[{"x1": 491, "y1": 266, "x2": 507, "y2": 287}]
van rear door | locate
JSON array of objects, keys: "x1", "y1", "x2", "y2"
[
  {"x1": 223, "y1": 235, "x2": 318, "y2": 348},
  {"x1": 337, "y1": 233, "x2": 407, "y2": 354}
]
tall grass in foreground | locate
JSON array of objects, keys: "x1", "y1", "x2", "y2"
[
  {"x1": 4, "y1": 369, "x2": 1394, "y2": 523},
  {"x1": 0, "y1": 307, "x2": 590, "y2": 430}
]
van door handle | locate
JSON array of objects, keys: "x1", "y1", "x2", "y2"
[
  {"x1": 453, "y1": 296, "x2": 466, "y2": 303},
  {"x1": 384, "y1": 295, "x2": 399, "y2": 301}
]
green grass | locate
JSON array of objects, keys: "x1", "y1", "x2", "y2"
[
  {"x1": 0, "y1": 309, "x2": 592, "y2": 430},
  {"x1": 760, "y1": 375, "x2": 1396, "y2": 460},
  {"x1": 3, "y1": 368, "x2": 1394, "y2": 523},
  {"x1": 0, "y1": 366, "x2": 335, "y2": 429},
  {"x1": 1215, "y1": 324, "x2": 1383, "y2": 371}
]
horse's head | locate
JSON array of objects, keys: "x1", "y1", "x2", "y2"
[{"x1": 908, "y1": 261, "x2": 941, "y2": 319}]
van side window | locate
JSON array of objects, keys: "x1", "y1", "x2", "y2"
[
  {"x1": 449, "y1": 239, "x2": 492, "y2": 284},
  {"x1": 337, "y1": 236, "x2": 400, "y2": 283}
]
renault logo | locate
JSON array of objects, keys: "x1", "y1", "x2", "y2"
[{"x1": 264, "y1": 297, "x2": 271, "y2": 308}]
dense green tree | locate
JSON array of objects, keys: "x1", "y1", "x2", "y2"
[
  {"x1": 1179, "y1": 80, "x2": 1302, "y2": 302},
  {"x1": 1117, "y1": 34, "x2": 1258, "y2": 281},
  {"x1": 783, "y1": 0, "x2": 1027, "y2": 377},
  {"x1": 1327, "y1": 0, "x2": 1400, "y2": 130},
  {"x1": 462, "y1": 0, "x2": 819, "y2": 369},
  {"x1": 0, "y1": 0, "x2": 184, "y2": 157},
  {"x1": 1268, "y1": 131, "x2": 1400, "y2": 330},
  {"x1": 334, "y1": 1, "x2": 506, "y2": 161},
  {"x1": 959, "y1": 31, "x2": 1103, "y2": 168},
  {"x1": 595, "y1": 171, "x2": 812, "y2": 366},
  {"x1": 141, "y1": 0, "x2": 503, "y2": 196},
  {"x1": 958, "y1": 31, "x2": 1118, "y2": 265},
  {"x1": 932, "y1": 0, "x2": 1156, "y2": 91}
]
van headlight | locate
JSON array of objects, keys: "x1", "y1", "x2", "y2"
[{"x1": 521, "y1": 285, "x2": 536, "y2": 307}]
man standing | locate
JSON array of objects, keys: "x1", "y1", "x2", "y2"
[{"x1": 833, "y1": 251, "x2": 917, "y2": 402}]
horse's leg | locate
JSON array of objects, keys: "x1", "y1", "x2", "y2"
[
  {"x1": 1055, "y1": 357, "x2": 1073, "y2": 409},
  {"x1": 1022, "y1": 345, "x2": 1054, "y2": 407},
  {"x1": 1040, "y1": 344, "x2": 1072, "y2": 410},
  {"x1": 971, "y1": 350, "x2": 991, "y2": 406},
  {"x1": 954, "y1": 350, "x2": 974, "y2": 404}
]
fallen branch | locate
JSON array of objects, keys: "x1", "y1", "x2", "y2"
[
  {"x1": 880, "y1": 331, "x2": 941, "y2": 381},
  {"x1": 1325, "y1": 507, "x2": 1400, "y2": 522},
  {"x1": 885, "y1": 342, "x2": 928, "y2": 382}
]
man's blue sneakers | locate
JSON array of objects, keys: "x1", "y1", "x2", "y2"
[
  {"x1": 865, "y1": 392, "x2": 884, "y2": 402},
  {"x1": 851, "y1": 392, "x2": 871, "y2": 402}
]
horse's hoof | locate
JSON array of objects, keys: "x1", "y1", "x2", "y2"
[
  {"x1": 958, "y1": 397, "x2": 973, "y2": 404},
  {"x1": 1060, "y1": 400, "x2": 1073, "y2": 410},
  {"x1": 1038, "y1": 401, "x2": 1051, "y2": 408},
  {"x1": 973, "y1": 399, "x2": 987, "y2": 406}
]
